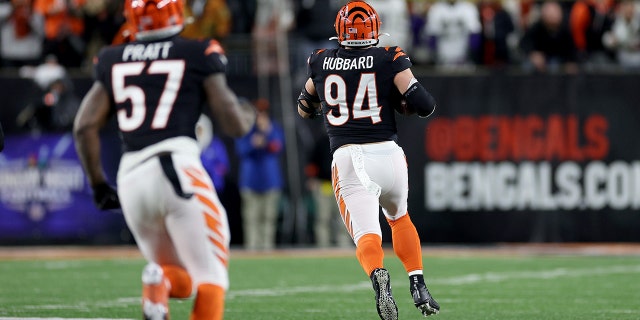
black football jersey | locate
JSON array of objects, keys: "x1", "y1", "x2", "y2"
[
  {"x1": 94, "y1": 36, "x2": 227, "y2": 151},
  {"x1": 307, "y1": 46, "x2": 412, "y2": 153}
]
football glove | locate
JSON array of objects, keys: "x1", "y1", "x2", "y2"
[{"x1": 92, "y1": 183, "x2": 121, "y2": 210}]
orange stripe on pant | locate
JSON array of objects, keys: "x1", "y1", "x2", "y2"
[
  {"x1": 184, "y1": 167, "x2": 229, "y2": 267},
  {"x1": 332, "y1": 165, "x2": 354, "y2": 238}
]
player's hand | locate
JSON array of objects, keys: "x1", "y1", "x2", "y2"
[
  {"x1": 92, "y1": 183, "x2": 121, "y2": 210},
  {"x1": 395, "y1": 99, "x2": 416, "y2": 116}
]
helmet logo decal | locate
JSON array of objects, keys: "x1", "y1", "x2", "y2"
[
  {"x1": 126, "y1": 0, "x2": 184, "y2": 40},
  {"x1": 334, "y1": 1, "x2": 381, "y2": 47}
]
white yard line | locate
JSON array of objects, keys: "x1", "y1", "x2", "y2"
[
  {"x1": 227, "y1": 264, "x2": 640, "y2": 298},
  {"x1": 5, "y1": 264, "x2": 639, "y2": 318},
  {"x1": 429, "y1": 264, "x2": 640, "y2": 285}
]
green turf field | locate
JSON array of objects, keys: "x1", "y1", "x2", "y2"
[{"x1": 1, "y1": 250, "x2": 639, "y2": 319}]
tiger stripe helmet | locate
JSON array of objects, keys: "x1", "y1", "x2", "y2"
[
  {"x1": 127, "y1": 0, "x2": 184, "y2": 41},
  {"x1": 334, "y1": 1, "x2": 381, "y2": 47}
]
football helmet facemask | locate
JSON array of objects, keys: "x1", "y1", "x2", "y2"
[
  {"x1": 127, "y1": 0, "x2": 184, "y2": 41},
  {"x1": 332, "y1": 1, "x2": 382, "y2": 47}
]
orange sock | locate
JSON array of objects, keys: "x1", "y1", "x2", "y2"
[
  {"x1": 162, "y1": 265, "x2": 192, "y2": 299},
  {"x1": 356, "y1": 233, "x2": 384, "y2": 276},
  {"x1": 190, "y1": 283, "x2": 225, "y2": 320},
  {"x1": 388, "y1": 214, "x2": 423, "y2": 273},
  {"x1": 142, "y1": 278, "x2": 169, "y2": 310}
]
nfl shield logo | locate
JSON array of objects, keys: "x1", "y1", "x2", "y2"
[{"x1": 348, "y1": 28, "x2": 357, "y2": 33}]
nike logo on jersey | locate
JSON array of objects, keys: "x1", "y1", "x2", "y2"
[{"x1": 122, "y1": 41, "x2": 174, "y2": 61}]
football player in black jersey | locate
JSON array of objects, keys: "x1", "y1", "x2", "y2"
[
  {"x1": 297, "y1": 1, "x2": 439, "y2": 319},
  {"x1": 73, "y1": 0, "x2": 256, "y2": 318}
]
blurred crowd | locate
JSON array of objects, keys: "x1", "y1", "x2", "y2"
[{"x1": 0, "y1": 0, "x2": 639, "y2": 74}]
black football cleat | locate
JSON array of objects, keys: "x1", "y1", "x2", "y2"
[
  {"x1": 410, "y1": 274, "x2": 440, "y2": 317},
  {"x1": 370, "y1": 268, "x2": 399, "y2": 320}
]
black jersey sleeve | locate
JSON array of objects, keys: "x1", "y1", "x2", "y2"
[
  {"x1": 93, "y1": 49, "x2": 110, "y2": 85},
  {"x1": 386, "y1": 46, "x2": 412, "y2": 74},
  {"x1": 306, "y1": 49, "x2": 325, "y2": 78},
  {"x1": 200, "y1": 39, "x2": 227, "y2": 75}
]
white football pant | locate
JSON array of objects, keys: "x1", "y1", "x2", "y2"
[
  {"x1": 331, "y1": 141, "x2": 409, "y2": 245},
  {"x1": 117, "y1": 137, "x2": 230, "y2": 291}
]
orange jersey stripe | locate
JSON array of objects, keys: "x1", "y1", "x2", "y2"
[{"x1": 393, "y1": 51, "x2": 406, "y2": 61}]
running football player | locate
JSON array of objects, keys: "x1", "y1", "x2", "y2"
[
  {"x1": 73, "y1": 0, "x2": 256, "y2": 318},
  {"x1": 297, "y1": 1, "x2": 440, "y2": 319}
]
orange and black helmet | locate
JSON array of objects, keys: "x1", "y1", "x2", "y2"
[
  {"x1": 333, "y1": 1, "x2": 381, "y2": 47},
  {"x1": 126, "y1": 0, "x2": 184, "y2": 41}
]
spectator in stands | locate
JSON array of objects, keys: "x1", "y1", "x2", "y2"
[
  {"x1": 235, "y1": 98, "x2": 285, "y2": 251},
  {"x1": 406, "y1": 0, "x2": 433, "y2": 64},
  {"x1": 33, "y1": 0, "x2": 85, "y2": 68},
  {"x1": 293, "y1": 0, "x2": 340, "y2": 85},
  {"x1": 181, "y1": 0, "x2": 231, "y2": 40},
  {"x1": 26, "y1": 53, "x2": 65, "y2": 90},
  {"x1": 227, "y1": 0, "x2": 256, "y2": 35},
  {"x1": 17, "y1": 55, "x2": 78, "y2": 132},
  {"x1": 368, "y1": 0, "x2": 412, "y2": 49},
  {"x1": 0, "y1": 0, "x2": 44, "y2": 67},
  {"x1": 478, "y1": 0, "x2": 516, "y2": 67},
  {"x1": 426, "y1": 0, "x2": 482, "y2": 70},
  {"x1": 520, "y1": 1, "x2": 579, "y2": 73},
  {"x1": 196, "y1": 114, "x2": 230, "y2": 194},
  {"x1": 81, "y1": 0, "x2": 121, "y2": 68},
  {"x1": 570, "y1": 0, "x2": 617, "y2": 69},
  {"x1": 252, "y1": 0, "x2": 294, "y2": 76},
  {"x1": 603, "y1": 0, "x2": 640, "y2": 70},
  {"x1": 507, "y1": 0, "x2": 538, "y2": 31}
]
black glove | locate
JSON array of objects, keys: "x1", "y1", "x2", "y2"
[{"x1": 92, "y1": 183, "x2": 121, "y2": 210}]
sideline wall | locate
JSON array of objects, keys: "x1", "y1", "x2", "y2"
[{"x1": 1, "y1": 73, "x2": 639, "y2": 243}]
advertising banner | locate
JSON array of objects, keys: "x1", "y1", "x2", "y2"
[
  {"x1": 397, "y1": 74, "x2": 640, "y2": 242},
  {"x1": 0, "y1": 133, "x2": 128, "y2": 243}
]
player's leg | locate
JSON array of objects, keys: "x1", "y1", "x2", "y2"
[
  {"x1": 332, "y1": 146, "x2": 384, "y2": 274},
  {"x1": 167, "y1": 154, "x2": 230, "y2": 320},
  {"x1": 332, "y1": 145, "x2": 397, "y2": 320},
  {"x1": 367, "y1": 142, "x2": 423, "y2": 273},
  {"x1": 118, "y1": 157, "x2": 183, "y2": 319},
  {"x1": 374, "y1": 144, "x2": 440, "y2": 316}
]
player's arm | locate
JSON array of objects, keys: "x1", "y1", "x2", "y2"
[
  {"x1": 393, "y1": 68, "x2": 437, "y2": 118},
  {"x1": 204, "y1": 73, "x2": 256, "y2": 137},
  {"x1": 73, "y1": 81, "x2": 120, "y2": 210},
  {"x1": 298, "y1": 78, "x2": 320, "y2": 119},
  {"x1": 73, "y1": 82, "x2": 111, "y2": 186}
]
